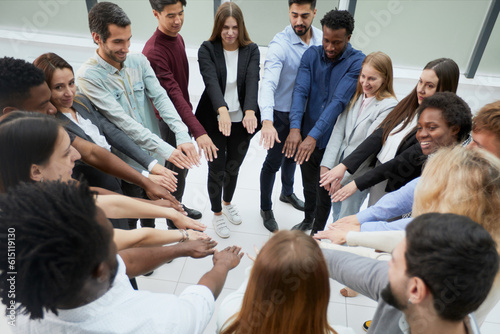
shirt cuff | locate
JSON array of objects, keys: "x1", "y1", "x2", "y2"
[
  {"x1": 141, "y1": 170, "x2": 150, "y2": 178},
  {"x1": 147, "y1": 159, "x2": 158, "y2": 172}
]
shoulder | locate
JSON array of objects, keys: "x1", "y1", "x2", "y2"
[
  {"x1": 76, "y1": 56, "x2": 101, "y2": 78},
  {"x1": 377, "y1": 97, "x2": 398, "y2": 108}
]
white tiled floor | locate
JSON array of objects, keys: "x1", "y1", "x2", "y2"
[
  {"x1": 133, "y1": 136, "x2": 500, "y2": 334},
  {"x1": 1, "y1": 135, "x2": 498, "y2": 333}
]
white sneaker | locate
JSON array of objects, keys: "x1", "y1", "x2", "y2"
[
  {"x1": 222, "y1": 204, "x2": 242, "y2": 225},
  {"x1": 212, "y1": 215, "x2": 230, "y2": 238}
]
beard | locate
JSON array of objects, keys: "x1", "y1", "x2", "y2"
[
  {"x1": 381, "y1": 283, "x2": 408, "y2": 311},
  {"x1": 293, "y1": 24, "x2": 311, "y2": 36}
]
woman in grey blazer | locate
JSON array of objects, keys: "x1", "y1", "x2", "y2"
[
  {"x1": 33, "y1": 53, "x2": 177, "y2": 193},
  {"x1": 320, "y1": 52, "x2": 397, "y2": 222},
  {"x1": 195, "y1": 2, "x2": 261, "y2": 239}
]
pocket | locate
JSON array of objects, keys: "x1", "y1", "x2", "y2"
[{"x1": 133, "y1": 81, "x2": 145, "y2": 100}]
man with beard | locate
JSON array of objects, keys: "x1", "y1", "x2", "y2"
[
  {"x1": 0, "y1": 181, "x2": 243, "y2": 333},
  {"x1": 284, "y1": 9, "x2": 364, "y2": 234},
  {"x1": 258, "y1": 0, "x2": 322, "y2": 232},
  {"x1": 322, "y1": 212, "x2": 499, "y2": 334},
  {"x1": 77, "y1": 2, "x2": 200, "y2": 229}
]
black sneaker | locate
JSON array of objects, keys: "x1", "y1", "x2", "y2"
[
  {"x1": 279, "y1": 193, "x2": 305, "y2": 211},
  {"x1": 260, "y1": 209, "x2": 278, "y2": 232},
  {"x1": 182, "y1": 205, "x2": 202, "y2": 220},
  {"x1": 291, "y1": 218, "x2": 314, "y2": 231}
]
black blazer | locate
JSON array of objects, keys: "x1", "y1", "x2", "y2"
[
  {"x1": 342, "y1": 127, "x2": 425, "y2": 192},
  {"x1": 56, "y1": 95, "x2": 155, "y2": 170},
  {"x1": 195, "y1": 39, "x2": 261, "y2": 134}
]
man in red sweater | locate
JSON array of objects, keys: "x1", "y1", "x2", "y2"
[{"x1": 143, "y1": 0, "x2": 218, "y2": 225}]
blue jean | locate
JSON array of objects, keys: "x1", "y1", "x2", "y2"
[
  {"x1": 260, "y1": 110, "x2": 297, "y2": 211},
  {"x1": 330, "y1": 188, "x2": 368, "y2": 223}
]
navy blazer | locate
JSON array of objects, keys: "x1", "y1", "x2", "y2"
[
  {"x1": 56, "y1": 95, "x2": 155, "y2": 170},
  {"x1": 195, "y1": 39, "x2": 261, "y2": 134}
]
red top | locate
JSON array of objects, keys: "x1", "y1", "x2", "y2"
[{"x1": 143, "y1": 29, "x2": 207, "y2": 138}]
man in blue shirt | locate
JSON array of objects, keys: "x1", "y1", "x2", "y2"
[
  {"x1": 259, "y1": 0, "x2": 323, "y2": 232},
  {"x1": 284, "y1": 9, "x2": 365, "y2": 234}
]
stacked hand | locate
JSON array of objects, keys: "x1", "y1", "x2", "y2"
[
  {"x1": 312, "y1": 215, "x2": 361, "y2": 244},
  {"x1": 213, "y1": 246, "x2": 244, "y2": 270}
]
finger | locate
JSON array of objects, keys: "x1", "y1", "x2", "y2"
[
  {"x1": 247, "y1": 253, "x2": 256, "y2": 262},
  {"x1": 238, "y1": 252, "x2": 244, "y2": 260},
  {"x1": 253, "y1": 245, "x2": 260, "y2": 255},
  {"x1": 203, "y1": 146, "x2": 213, "y2": 162},
  {"x1": 274, "y1": 132, "x2": 281, "y2": 144}
]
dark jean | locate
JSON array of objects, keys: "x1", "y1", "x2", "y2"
[
  {"x1": 122, "y1": 181, "x2": 155, "y2": 229},
  {"x1": 158, "y1": 118, "x2": 189, "y2": 202},
  {"x1": 259, "y1": 110, "x2": 297, "y2": 211},
  {"x1": 207, "y1": 122, "x2": 252, "y2": 213},
  {"x1": 300, "y1": 147, "x2": 331, "y2": 230}
]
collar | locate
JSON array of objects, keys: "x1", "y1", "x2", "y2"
[
  {"x1": 320, "y1": 43, "x2": 353, "y2": 63},
  {"x1": 398, "y1": 313, "x2": 479, "y2": 334},
  {"x1": 93, "y1": 50, "x2": 124, "y2": 75},
  {"x1": 156, "y1": 28, "x2": 180, "y2": 42},
  {"x1": 287, "y1": 25, "x2": 308, "y2": 46}
]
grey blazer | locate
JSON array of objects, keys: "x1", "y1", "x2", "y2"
[
  {"x1": 321, "y1": 96, "x2": 397, "y2": 184},
  {"x1": 56, "y1": 94, "x2": 156, "y2": 170}
]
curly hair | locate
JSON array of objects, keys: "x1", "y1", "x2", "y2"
[
  {"x1": 0, "y1": 181, "x2": 111, "y2": 320},
  {"x1": 88, "y1": 2, "x2": 131, "y2": 44},
  {"x1": 0, "y1": 57, "x2": 46, "y2": 111},
  {"x1": 416, "y1": 91, "x2": 472, "y2": 143},
  {"x1": 320, "y1": 10, "x2": 354, "y2": 35}
]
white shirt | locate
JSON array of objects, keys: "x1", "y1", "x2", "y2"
[
  {"x1": 63, "y1": 111, "x2": 112, "y2": 151},
  {"x1": 223, "y1": 48, "x2": 243, "y2": 122},
  {"x1": 377, "y1": 115, "x2": 418, "y2": 164},
  {"x1": 14, "y1": 256, "x2": 215, "y2": 334}
]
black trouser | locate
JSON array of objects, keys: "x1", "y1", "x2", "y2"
[
  {"x1": 207, "y1": 122, "x2": 252, "y2": 213},
  {"x1": 158, "y1": 119, "x2": 188, "y2": 202},
  {"x1": 299, "y1": 147, "x2": 331, "y2": 231},
  {"x1": 259, "y1": 110, "x2": 297, "y2": 211},
  {"x1": 122, "y1": 181, "x2": 155, "y2": 229},
  {"x1": 72, "y1": 161, "x2": 128, "y2": 230}
]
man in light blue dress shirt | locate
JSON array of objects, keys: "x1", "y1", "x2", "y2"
[{"x1": 259, "y1": 0, "x2": 323, "y2": 232}]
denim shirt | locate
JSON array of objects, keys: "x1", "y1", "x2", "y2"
[
  {"x1": 76, "y1": 51, "x2": 190, "y2": 163},
  {"x1": 290, "y1": 44, "x2": 365, "y2": 149},
  {"x1": 259, "y1": 25, "x2": 323, "y2": 121}
]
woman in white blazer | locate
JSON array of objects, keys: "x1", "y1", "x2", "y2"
[{"x1": 320, "y1": 52, "x2": 397, "y2": 222}]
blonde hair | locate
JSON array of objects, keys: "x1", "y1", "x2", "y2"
[
  {"x1": 348, "y1": 51, "x2": 396, "y2": 110},
  {"x1": 413, "y1": 146, "x2": 500, "y2": 240}
]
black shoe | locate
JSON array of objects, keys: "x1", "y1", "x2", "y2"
[
  {"x1": 260, "y1": 209, "x2": 279, "y2": 232},
  {"x1": 291, "y1": 218, "x2": 314, "y2": 231},
  {"x1": 309, "y1": 228, "x2": 318, "y2": 237},
  {"x1": 279, "y1": 193, "x2": 305, "y2": 211},
  {"x1": 182, "y1": 205, "x2": 202, "y2": 220}
]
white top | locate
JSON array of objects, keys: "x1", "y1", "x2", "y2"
[
  {"x1": 14, "y1": 255, "x2": 215, "y2": 334},
  {"x1": 63, "y1": 111, "x2": 111, "y2": 151},
  {"x1": 357, "y1": 95, "x2": 375, "y2": 118},
  {"x1": 377, "y1": 115, "x2": 418, "y2": 164},
  {"x1": 216, "y1": 266, "x2": 355, "y2": 334},
  {"x1": 223, "y1": 48, "x2": 243, "y2": 122}
]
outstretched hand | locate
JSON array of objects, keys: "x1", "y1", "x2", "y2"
[
  {"x1": 181, "y1": 238, "x2": 218, "y2": 258},
  {"x1": 213, "y1": 246, "x2": 244, "y2": 270},
  {"x1": 331, "y1": 181, "x2": 358, "y2": 202}
]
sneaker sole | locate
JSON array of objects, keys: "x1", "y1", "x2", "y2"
[
  {"x1": 214, "y1": 229, "x2": 230, "y2": 238},
  {"x1": 222, "y1": 211, "x2": 242, "y2": 225}
]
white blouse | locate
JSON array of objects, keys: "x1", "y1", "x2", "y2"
[{"x1": 223, "y1": 48, "x2": 244, "y2": 122}]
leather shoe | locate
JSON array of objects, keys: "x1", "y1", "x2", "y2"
[
  {"x1": 260, "y1": 209, "x2": 279, "y2": 232},
  {"x1": 183, "y1": 205, "x2": 202, "y2": 220},
  {"x1": 291, "y1": 218, "x2": 314, "y2": 231},
  {"x1": 279, "y1": 193, "x2": 305, "y2": 211}
]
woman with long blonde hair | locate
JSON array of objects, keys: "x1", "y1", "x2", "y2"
[
  {"x1": 321, "y1": 51, "x2": 397, "y2": 222},
  {"x1": 217, "y1": 230, "x2": 354, "y2": 334}
]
